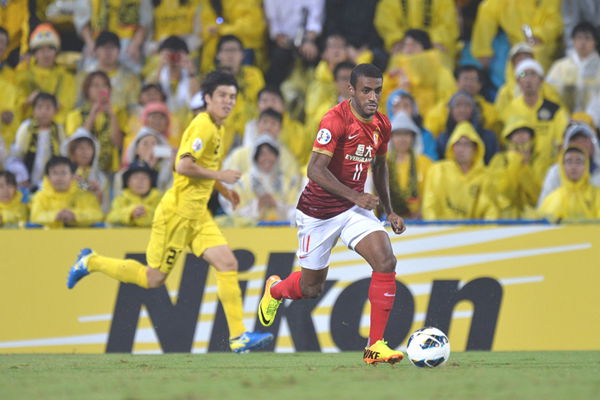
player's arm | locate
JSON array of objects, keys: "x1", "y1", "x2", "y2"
[
  {"x1": 176, "y1": 155, "x2": 240, "y2": 184},
  {"x1": 214, "y1": 180, "x2": 240, "y2": 209},
  {"x1": 372, "y1": 154, "x2": 406, "y2": 234},
  {"x1": 307, "y1": 152, "x2": 379, "y2": 210}
]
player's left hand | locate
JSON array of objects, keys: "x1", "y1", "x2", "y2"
[{"x1": 388, "y1": 212, "x2": 406, "y2": 235}]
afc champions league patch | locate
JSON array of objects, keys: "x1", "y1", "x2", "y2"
[
  {"x1": 192, "y1": 138, "x2": 203, "y2": 152},
  {"x1": 316, "y1": 129, "x2": 332, "y2": 145}
]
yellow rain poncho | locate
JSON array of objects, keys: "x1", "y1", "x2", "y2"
[
  {"x1": 30, "y1": 180, "x2": 103, "y2": 228},
  {"x1": 0, "y1": 189, "x2": 28, "y2": 227},
  {"x1": 422, "y1": 122, "x2": 490, "y2": 220},
  {"x1": 538, "y1": 149, "x2": 600, "y2": 221},
  {"x1": 106, "y1": 188, "x2": 162, "y2": 227}
]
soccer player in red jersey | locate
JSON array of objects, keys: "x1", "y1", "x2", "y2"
[{"x1": 257, "y1": 64, "x2": 407, "y2": 364}]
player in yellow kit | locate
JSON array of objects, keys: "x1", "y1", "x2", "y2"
[{"x1": 67, "y1": 71, "x2": 273, "y2": 353}]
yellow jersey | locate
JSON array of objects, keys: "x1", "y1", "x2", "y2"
[{"x1": 162, "y1": 112, "x2": 224, "y2": 219}]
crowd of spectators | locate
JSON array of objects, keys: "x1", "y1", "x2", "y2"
[{"x1": 1, "y1": 0, "x2": 600, "y2": 228}]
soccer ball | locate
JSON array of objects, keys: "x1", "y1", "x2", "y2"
[{"x1": 406, "y1": 327, "x2": 451, "y2": 368}]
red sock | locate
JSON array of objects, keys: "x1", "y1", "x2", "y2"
[
  {"x1": 368, "y1": 272, "x2": 396, "y2": 345},
  {"x1": 270, "y1": 271, "x2": 305, "y2": 300}
]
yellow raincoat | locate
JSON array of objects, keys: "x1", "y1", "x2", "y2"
[
  {"x1": 106, "y1": 188, "x2": 162, "y2": 227},
  {"x1": 0, "y1": 190, "x2": 28, "y2": 227},
  {"x1": 16, "y1": 61, "x2": 77, "y2": 124},
  {"x1": 494, "y1": 78, "x2": 561, "y2": 117},
  {"x1": 422, "y1": 122, "x2": 490, "y2": 220},
  {"x1": 0, "y1": 0, "x2": 29, "y2": 59},
  {"x1": 374, "y1": 0, "x2": 459, "y2": 67},
  {"x1": 424, "y1": 93, "x2": 498, "y2": 137},
  {"x1": 538, "y1": 151, "x2": 600, "y2": 220},
  {"x1": 500, "y1": 95, "x2": 569, "y2": 169},
  {"x1": 484, "y1": 119, "x2": 544, "y2": 219},
  {"x1": 30, "y1": 180, "x2": 104, "y2": 228},
  {"x1": 0, "y1": 78, "x2": 21, "y2": 147},
  {"x1": 383, "y1": 49, "x2": 456, "y2": 117},
  {"x1": 199, "y1": 0, "x2": 266, "y2": 73},
  {"x1": 471, "y1": 0, "x2": 562, "y2": 70}
]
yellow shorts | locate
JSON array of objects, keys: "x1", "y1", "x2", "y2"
[{"x1": 146, "y1": 202, "x2": 227, "y2": 274}]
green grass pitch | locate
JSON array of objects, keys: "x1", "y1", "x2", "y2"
[{"x1": 1, "y1": 351, "x2": 599, "y2": 399}]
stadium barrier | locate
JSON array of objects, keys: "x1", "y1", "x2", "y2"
[{"x1": 1, "y1": 223, "x2": 599, "y2": 353}]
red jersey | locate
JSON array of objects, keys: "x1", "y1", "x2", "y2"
[{"x1": 297, "y1": 100, "x2": 391, "y2": 219}]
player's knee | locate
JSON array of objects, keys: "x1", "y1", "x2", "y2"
[{"x1": 378, "y1": 254, "x2": 397, "y2": 274}]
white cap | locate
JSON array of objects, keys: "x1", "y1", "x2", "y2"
[{"x1": 515, "y1": 59, "x2": 544, "y2": 78}]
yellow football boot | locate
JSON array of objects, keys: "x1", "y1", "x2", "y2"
[
  {"x1": 258, "y1": 275, "x2": 282, "y2": 327},
  {"x1": 363, "y1": 340, "x2": 404, "y2": 365}
]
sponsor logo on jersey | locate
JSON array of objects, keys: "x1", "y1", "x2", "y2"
[
  {"x1": 316, "y1": 129, "x2": 332, "y2": 145},
  {"x1": 192, "y1": 138, "x2": 203, "y2": 152},
  {"x1": 345, "y1": 154, "x2": 373, "y2": 162}
]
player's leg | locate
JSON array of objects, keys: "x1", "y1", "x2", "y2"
[
  {"x1": 258, "y1": 209, "x2": 339, "y2": 327},
  {"x1": 67, "y1": 204, "x2": 184, "y2": 290},
  {"x1": 192, "y1": 216, "x2": 273, "y2": 353},
  {"x1": 341, "y1": 207, "x2": 403, "y2": 364}
]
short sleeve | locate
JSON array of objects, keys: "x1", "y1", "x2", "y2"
[
  {"x1": 176, "y1": 116, "x2": 214, "y2": 162},
  {"x1": 376, "y1": 115, "x2": 391, "y2": 156},
  {"x1": 312, "y1": 110, "x2": 344, "y2": 157}
]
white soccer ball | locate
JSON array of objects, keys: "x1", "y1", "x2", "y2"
[{"x1": 406, "y1": 327, "x2": 451, "y2": 368}]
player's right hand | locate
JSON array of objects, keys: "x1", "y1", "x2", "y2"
[
  {"x1": 353, "y1": 193, "x2": 380, "y2": 210},
  {"x1": 219, "y1": 169, "x2": 241, "y2": 184}
]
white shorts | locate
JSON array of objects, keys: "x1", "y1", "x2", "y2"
[{"x1": 295, "y1": 205, "x2": 386, "y2": 270}]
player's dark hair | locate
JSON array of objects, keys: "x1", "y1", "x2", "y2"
[
  {"x1": 140, "y1": 83, "x2": 167, "y2": 102},
  {"x1": 0, "y1": 170, "x2": 17, "y2": 187},
  {"x1": 45, "y1": 156, "x2": 75, "y2": 175},
  {"x1": 334, "y1": 61, "x2": 356, "y2": 80},
  {"x1": 95, "y1": 30, "x2": 120, "y2": 49},
  {"x1": 257, "y1": 86, "x2": 283, "y2": 101},
  {"x1": 158, "y1": 35, "x2": 189, "y2": 54},
  {"x1": 217, "y1": 34, "x2": 243, "y2": 52},
  {"x1": 200, "y1": 70, "x2": 238, "y2": 102},
  {"x1": 253, "y1": 142, "x2": 279, "y2": 162},
  {"x1": 32, "y1": 92, "x2": 58, "y2": 109},
  {"x1": 403, "y1": 29, "x2": 432, "y2": 50},
  {"x1": 454, "y1": 64, "x2": 484, "y2": 83},
  {"x1": 259, "y1": 108, "x2": 283, "y2": 124},
  {"x1": 350, "y1": 63, "x2": 382, "y2": 88},
  {"x1": 571, "y1": 21, "x2": 598, "y2": 43}
]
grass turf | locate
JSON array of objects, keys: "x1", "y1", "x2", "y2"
[{"x1": 1, "y1": 351, "x2": 599, "y2": 400}]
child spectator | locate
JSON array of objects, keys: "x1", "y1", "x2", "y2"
[
  {"x1": 422, "y1": 122, "x2": 491, "y2": 220},
  {"x1": 387, "y1": 111, "x2": 433, "y2": 219},
  {"x1": 386, "y1": 89, "x2": 437, "y2": 160},
  {"x1": 107, "y1": 159, "x2": 161, "y2": 227},
  {"x1": 29, "y1": 156, "x2": 103, "y2": 228},
  {"x1": 81, "y1": 30, "x2": 141, "y2": 113},
  {"x1": 485, "y1": 119, "x2": 543, "y2": 219},
  {"x1": 538, "y1": 147, "x2": 600, "y2": 221},
  {"x1": 243, "y1": 86, "x2": 309, "y2": 167},
  {"x1": 61, "y1": 127, "x2": 108, "y2": 210},
  {"x1": 6, "y1": 92, "x2": 64, "y2": 191},
  {"x1": 126, "y1": 83, "x2": 168, "y2": 147},
  {"x1": 66, "y1": 71, "x2": 127, "y2": 173},
  {"x1": 223, "y1": 135, "x2": 301, "y2": 222},
  {"x1": 117, "y1": 110, "x2": 174, "y2": 194},
  {"x1": 223, "y1": 109, "x2": 299, "y2": 180},
  {"x1": 538, "y1": 122, "x2": 600, "y2": 206},
  {"x1": 0, "y1": 170, "x2": 28, "y2": 227},
  {"x1": 425, "y1": 65, "x2": 499, "y2": 137},
  {"x1": 16, "y1": 23, "x2": 76, "y2": 124},
  {"x1": 436, "y1": 91, "x2": 498, "y2": 164}
]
